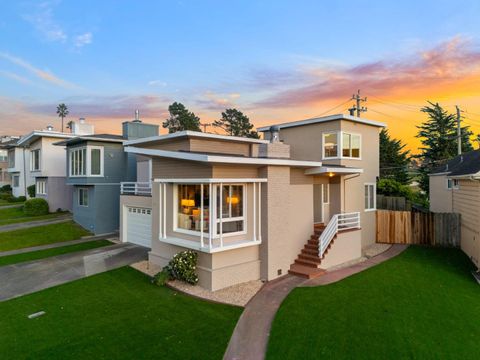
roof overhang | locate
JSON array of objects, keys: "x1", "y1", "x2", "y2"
[
  {"x1": 258, "y1": 113, "x2": 386, "y2": 132},
  {"x1": 125, "y1": 146, "x2": 323, "y2": 167},
  {"x1": 54, "y1": 137, "x2": 124, "y2": 146},
  {"x1": 304, "y1": 166, "x2": 364, "y2": 176},
  {"x1": 17, "y1": 131, "x2": 76, "y2": 146},
  {"x1": 447, "y1": 172, "x2": 480, "y2": 179}
]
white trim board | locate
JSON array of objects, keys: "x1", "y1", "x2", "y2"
[
  {"x1": 154, "y1": 178, "x2": 267, "y2": 183},
  {"x1": 305, "y1": 166, "x2": 363, "y2": 175},
  {"x1": 125, "y1": 146, "x2": 323, "y2": 167}
]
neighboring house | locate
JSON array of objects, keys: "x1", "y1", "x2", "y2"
[
  {"x1": 55, "y1": 118, "x2": 158, "y2": 235},
  {"x1": 429, "y1": 150, "x2": 480, "y2": 266},
  {"x1": 119, "y1": 114, "x2": 385, "y2": 291},
  {"x1": 4, "y1": 139, "x2": 34, "y2": 198},
  {"x1": 0, "y1": 136, "x2": 19, "y2": 188},
  {"x1": 16, "y1": 120, "x2": 95, "y2": 211}
]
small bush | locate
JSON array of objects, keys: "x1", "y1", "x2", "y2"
[
  {"x1": 27, "y1": 185, "x2": 36, "y2": 198},
  {"x1": 10, "y1": 195, "x2": 26, "y2": 203},
  {"x1": 0, "y1": 192, "x2": 11, "y2": 201},
  {"x1": 151, "y1": 270, "x2": 171, "y2": 286},
  {"x1": 23, "y1": 198, "x2": 49, "y2": 216},
  {"x1": 164, "y1": 250, "x2": 199, "y2": 285},
  {"x1": 0, "y1": 184, "x2": 11, "y2": 193}
]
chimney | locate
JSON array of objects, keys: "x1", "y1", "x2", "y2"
[
  {"x1": 259, "y1": 125, "x2": 290, "y2": 159},
  {"x1": 79, "y1": 117, "x2": 85, "y2": 124},
  {"x1": 269, "y1": 125, "x2": 280, "y2": 143}
]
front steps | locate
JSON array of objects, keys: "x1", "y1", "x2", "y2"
[{"x1": 288, "y1": 223, "x2": 333, "y2": 279}]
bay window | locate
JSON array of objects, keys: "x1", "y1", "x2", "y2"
[
  {"x1": 177, "y1": 184, "x2": 210, "y2": 234},
  {"x1": 323, "y1": 131, "x2": 361, "y2": 159},
  {"x1": 69, "y1": 146, "x2": 103, "y2": 177},
  {"x1": 216, "y1": 185, "x2": 244, "y2": 235}
]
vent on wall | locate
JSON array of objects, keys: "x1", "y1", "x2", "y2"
[{"x1": 277, "y1": 269, "x2": 282, "y2": 276}]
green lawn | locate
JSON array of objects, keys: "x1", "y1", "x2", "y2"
[
  {"x1": 0, "y1": 221, "x2": 91, "y2": 252},
  {"x1": 0, "y1": 240, "x2": 112, "y2": 267},
  {"x1": 0, "y1": 199, "x2": 24, "y2": 207},
  {"x1": 267, "y1": 247, "x2": 480, "y2": 359},
  {"x1": 0, "y1": 206, "x2": 67, "y2": 225},
  {"x1": 0, "y1": 267, "x2": 242, "y2": 359}
]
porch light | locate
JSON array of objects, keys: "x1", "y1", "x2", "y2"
[
  {"x1": 328, "y1": 172, "x2": 335, "y2": 177},
  {"x1": 181, "y1": 199, "x2": 195, "y2": 207},
  {"x1": 226, "y1": 196, "x2": 239, "y2": 205}
]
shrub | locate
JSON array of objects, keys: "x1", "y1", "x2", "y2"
[
  {"x1": 9, "y1": 195, "x2": 26, "y2": 203},
  {"x1": 0, "y1": 193, "x2": 12, "y2": 201},
  {"x1": 23, "y1": 198, "x2": 49, "y2": 216},
  {"x1": 151, "y1": 270, "x2": 171, "y2": 286},
  {"x1": 164, "y1": 250, "x2": 199, "y2": 285},
  {"x1": 0, "y1": 184, "x2": 11, "y2": 193},
  {"x1": 27, "y1": 185, "x2": 36, "y2": 198}
]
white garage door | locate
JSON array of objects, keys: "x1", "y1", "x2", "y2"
[{"x1": 126, "y1": 207, "x2": 152, "y2": 248}]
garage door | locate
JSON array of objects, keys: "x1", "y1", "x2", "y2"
[{"x1": 126, "y1": 207, "x2": 152, "y2": 248}]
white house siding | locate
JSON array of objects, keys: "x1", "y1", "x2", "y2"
[{"x1": 429, "y1": 175, "x2": 453, "y2": 212}]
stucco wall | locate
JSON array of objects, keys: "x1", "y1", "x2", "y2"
[
  {"x1": 38, "y1": 176, "x2": 72, "y2": 211},
  {"x1": 320, "y1": 229, "x2": 362, "y2": 268},
  {"x1": 429, "y1": 175, "x2": 453, "y2": 212}
]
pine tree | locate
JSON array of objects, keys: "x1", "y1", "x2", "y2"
[
  {"x1": 213, "y1": 108, "x2": 259, "y2": 138},
  {"x1": 379, "y1": 129, "x2": 410, "y2": 184},
  {"x1": 162, "y1": 102, "x2": 201, "y2": 133}
]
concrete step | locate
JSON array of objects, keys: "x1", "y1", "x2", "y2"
[{"x1": 288, "y1": 264, "x2": 326, "y2": 279}]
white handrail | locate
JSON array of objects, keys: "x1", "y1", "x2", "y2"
[
  {"x1": 120, "y1": 182, "x2": 152, "y2": 196},
  {"x1": 319, "y1": 212, "x2": 360, "y2": 258}
]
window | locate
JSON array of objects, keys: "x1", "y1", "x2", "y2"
[
  {"x1": 69, "y1": 146, "x2": 103, "y2": 176},
  {"x1": 323, "y1": 133, "x2": 338, "y2": 158},
  {"x1": 0, "y1": 150, "x2": 7, "y2": 162},
  {"x1": 177, "y1": 184, "x2": 210, "y2": 234},
  {"x1": 31, "y1": 149, "x2": 41, "y2": 171},
  {"x1": 322, "y1": 183, "x2": 329, "y2": 204},
  {"x1": 365, "y1": 183, "x2": 376, "y2": 211},
  {"x1": 216, "y1": 185, "x2": 245, "y2": 235},
  {"x1": 13, "y1": 175, "x2": 19, "y2": 188},
  {"x1": 8, "y1": 150, "x2": 15, "y2": 168},
  {"x1": 323, "y1": 131, "x2": 361, "y2": 159},
  {"x1": 447, "y1": 179, "x2": 459, "y2": 190},
  {"x1": 78, "y1": 188, "x2": 89, "y2": 206},
  {"x1": 36, "y1": 180, "x2": 47, "y2": 195}
]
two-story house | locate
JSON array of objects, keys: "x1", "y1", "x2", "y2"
[
  {"x1": 0, "y1": 136, "x2": 19, "y2": 188},
  {"x1": 119, "y1": 114, "x2": 385, "y2": 291},
  {"x1": 17, "y1": 119, "x2": 95, "y2": 211},
  {"x1": 5, "y1": 139, "x2": 34, "y2": 198},
  {"x1": 55, "y1": 117, "x2": 158, "y2": 235}
]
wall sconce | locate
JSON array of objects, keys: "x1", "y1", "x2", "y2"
[{"x1": 328, "y1": 172, "x2": 335, "y2": 177}]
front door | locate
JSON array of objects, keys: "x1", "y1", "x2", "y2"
[{"x1": 314, "y1": 183, "x2": 330, "y2": 224}]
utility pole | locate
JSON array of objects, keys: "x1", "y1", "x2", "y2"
[
  {"x1": 350, "y1": 90, "x2": 367, "y2": 117},
  {"x1": 456, "y1": 105, "x2": 462, "y2": 155},
  {"x1": 200, "y1": 123, "x2": 212, "y2": 132}
]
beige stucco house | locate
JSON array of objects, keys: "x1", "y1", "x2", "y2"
[
  {"x1": 119, "y1": 114, "x2": 385, "y2": 291},
  {"x1": 429, "y1": 150, "x2": 480, "y2": 266}
]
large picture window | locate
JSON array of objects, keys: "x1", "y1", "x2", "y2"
[
  {"x1": 69, "y1": 146, "x2": 103, "y2": 177},
  {"x1": 177, "y1": 184, "x2": 210, "y2": 234},
  {"x1": 323, "y1": 131, "x2": 361, "y2": 159},
  {"x1": 31, "y1": 149, "x2": 41, "y2": 171},
  {"x1": 216, "y1": 185, "x2": 244, "y2": 235},
  {"x1": 323, "y1": 133, "x2": 338, "y2": 158}
]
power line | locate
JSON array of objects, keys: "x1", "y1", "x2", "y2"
[
  {"x1": 349, "y1": 90, "x2": 367, "y2": 117},
  {"x1": 310, "y1": 99, "x2": 352, "y2": 118}
]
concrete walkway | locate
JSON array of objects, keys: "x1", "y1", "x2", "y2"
[
  {"x1": 223, "y1": 244, "x2": 408, "y2": 360},
  {"x1": 0, "y1": 215, "x2": 72, "y2": 233},
  {"x1": 0, "y1": 243, "x2": 148, "y2": 301}
]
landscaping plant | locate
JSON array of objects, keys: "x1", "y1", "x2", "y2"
[
  {"x1": 27, "y1": 184, "x2": 36, "y2": 198},
  {"x1": 0, "y1": 184, "x2": 11, "y2": 193},
  {"x1": 163, "y1": 250, "x2": 199, "y2": 285},
  {"x1": 23, "y1": 198, "x2": 49, "y2": 216}
]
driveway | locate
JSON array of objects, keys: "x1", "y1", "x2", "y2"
[{"x1": 0, "y1": 243, "x2": 149, "y2": 301}]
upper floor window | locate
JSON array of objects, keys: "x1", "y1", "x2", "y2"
[
  {"x1": 322, "y1": 132, "x2": 361, "y2": 159},
  {"x1": 69, "y1": 146, "x2": 104, "y2": 177},
  {"x1": 447, "y1": 179, "x2": 459, "y2": 190},
  {"x1": 31, "y1": 149, "x2": 41, "y2": 171},
  {"x1": 12, "y1": 175, "x2": 19, "y2": 188},
  {"x1": 0, "y1": 150, "x2": 7, "y2": 162},
  {"x1": 8, "y1": 151, "x2": 15, "y2": 168}
]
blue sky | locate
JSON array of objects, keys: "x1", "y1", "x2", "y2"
[{"x1": 2, "y1": 0, "x2": 480, "y2": 149}]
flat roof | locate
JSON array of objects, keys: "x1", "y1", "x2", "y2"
[
  {"x1": 17, "y1": 131, "x2": 78, "y2": 146},
  {"x1": 125, "y1": 146, "x2": 323, "y2": 167},
  {"x1": 257, "y1": 113, "x2": 386, "y2": 132},
  {"x1": 124, "y1": 130, "x2": 269, "y2": 146}
]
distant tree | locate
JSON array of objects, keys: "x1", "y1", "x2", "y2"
[
  {"x1": 379, "y1": 129, "x2": 411, "y2": 184},
  {"x1": 213, "y1": 108, "x2": 259, "y2": 138},
  {"x1": 162, "y1": 102, "x2": 201, "y2": 133},
  {"x1": 416, "y1": 101, "x2": 473, "y2": 192},
  {"x1": 66, "y1": 120, "x2": 74, "y2": 133},
  {"x1": 56, "y1": 103, "x2": 69, "y2": 133}
]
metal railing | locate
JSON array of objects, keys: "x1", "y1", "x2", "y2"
[
  {"x1": 319, "y1": 212, "x2": 360, "y2": 258},
  {"x1": 120, "y1": 182, "x2": 152, "y2": 196}
]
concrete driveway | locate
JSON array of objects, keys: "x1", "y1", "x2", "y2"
[{"x1": 0, "y1": 243, "x2": 149, "y2": 301}]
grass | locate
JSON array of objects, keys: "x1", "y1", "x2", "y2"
[
  {"x1": 0, "y1": 221, "x2": 91, "y2": 252},
  {"x1": 0, "y1": 199, "x2": 24, "y2": 207},
  {"x1": 0, "y1": 206, "x2": 67, "y2": 226},
  {"x1": 0, "y1": 240, "x2": 112, "y2": 267},
  {"x1": 0, "y1": 266, "x2": 242, "y2": 359},
  {"x1": 267, "y1": 247, "x2": 480, "y2": 359}
]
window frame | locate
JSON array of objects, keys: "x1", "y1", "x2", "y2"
[
  {"x1": 447, "y1": 178, "x2": 459, "y2": 190},
  {"x1": 31, "y1": 149, "x2": 41, "y2": 172},
  {"x1": 322, "y1": 131, "x2": 362, "y2": 160},
  {"x1": 69, "y1": 146, "x2": 104, "y2": 177},
  {"x1": 322, "y1": 183, "x2": 329, "y2": 204},
  {"x1": 78, "y1": 187, "x2": 89, "y2": 207},
  {"x1": 214, "y1": 184, "x2": 246, "y2": 238},
  {"x1": 7, "y1": 150, "x2": 15, "y2": 168},
  {"x1": 364, "y1": 183, "x2": 376, "y2": 212},
  {"x1": 36, "y1": 180, "x2": 47, "y2": 195},
  {"x1": 12, "y1": 175, "x2": 19, "y2": 188}
]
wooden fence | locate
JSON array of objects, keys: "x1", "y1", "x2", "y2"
[
  {"x1": 376, "y1": 195, "x2": 412, "y2": 211},
  {"x1": 376, "y1": 210, "x2": 460, "y2": 247}
]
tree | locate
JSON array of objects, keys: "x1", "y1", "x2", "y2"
[
  {"x1": 66, "y1": 120, "x2": 74, "y2": 133},
  {"x1": 379, "y1": 129, "x2": 411, "y2": 184},
  {"x1": 56, "y1": 103, "x2": 69, "y2": 133},
  {"x1": 416, "y1": 101, "x2": 473, "y2": 192},
  {"x1": 162, "y1": 102, "x2": 201, "y2": 133},
  {"x1": 213, "y1": 108, "x2": 259, "y2": 138}
]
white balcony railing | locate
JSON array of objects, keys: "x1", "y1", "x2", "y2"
[
  {"x1": 319, "y1": 212, "x2": 360, "y2": 258},
  {"x1": 120, "y1": 182, "x2": 152, "y2": 196}
]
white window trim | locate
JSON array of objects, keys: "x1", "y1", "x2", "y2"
[
  {"x1": 322, "y1": 183, "x2": 330, "y2": 204},
  {"x1": 78, "y1": 187, "x2": 89, "y2": 207},
  {"x1": 12, "y1": 175, "x2": 20, "y2": 188},
  {"x1": 30, "y1": 149, "x2": 41, "y2": 172},
  {"x1": 447, "y1": 178, "x2": 459, "y2": 190},
  {"x1": 69, "y1": 146, "x2": 104, "y2": 178},
  {"x1": 322, "y1": 131, "x2": 362, "y2": 160},
  {"x1": 364, "y1": 183, "x2": 376, "y2": 212},
  {"x1": 36, "y1": 180, "x2": 47, "y2": 195}
]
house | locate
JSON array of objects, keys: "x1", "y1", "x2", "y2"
[
  {"x1": 429, "y1": 149, "x2": 480, "y2": 265},
  {"x1": 119, "y1": 113, "x2": 385, "y2": 291},
  {"x1": 54, "y1": 116, "x2": 158, "y2": 235},
  {"x1": 0, "y1": 136, "x2": 19, "y2": 188},
  {"x1": 4, "y1": 139, "x2": 34, "y2": 198},
  {"x1": 16, "y1": 119, "x2": 95, "y2": 211}
]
